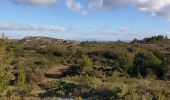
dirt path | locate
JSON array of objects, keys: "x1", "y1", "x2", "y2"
[{"x1": 42, "y1": 65, "x2": 70, "y2": 83}]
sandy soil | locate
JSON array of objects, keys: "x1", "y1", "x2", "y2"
[{"x1": 42, "y1": 65, "x2": 69, "y2": 83}]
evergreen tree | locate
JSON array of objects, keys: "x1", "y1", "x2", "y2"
[
  {"x1": 17, "y1": 66, "x2": 26, "y2": 86},
  {"x1": 0, "y1": 33, "x2": 13, "y2": 94},
  {"x1": 132, "y1": 52, "x2": 162, "y2": 78},
  {"x1": 81, "y1": 55, "x2": 93, "y2": 75}
]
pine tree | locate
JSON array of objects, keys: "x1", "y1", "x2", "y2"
[
  {"x1": 81, "y1": 55, "x2": 93, "y2": 75},
  {"x1": 16, "y1": 66, "x2": 31, "y2": 97},
  {"x1": 0, "y1": 33, "x2": 13, "y2": 94},
  {"x1": 17, "y1": 66, "x2": 26, "y2": 86}
]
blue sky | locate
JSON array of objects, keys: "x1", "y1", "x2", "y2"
[{"x1": 0, "y1": 0, "x2": 170, "y2": 41}]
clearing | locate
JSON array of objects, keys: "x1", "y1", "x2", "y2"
[{"x1": 42, "y1": 65, "x2": 70, "y2": 83}]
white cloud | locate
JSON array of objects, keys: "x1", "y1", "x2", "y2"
[
  {"x1": 66, "y1": 0, "x2": 82, "y2": 11},
  {"x1": 66, "y1": 0, "x2": 88, "y2": 15},
  {"x1": 88, "y1": 0, "x2": 170, "y2": 19},
  {"x1": 0, "y1": 23, "x2": 66, "y2": 32},
  {"x1": 88, "y1": 0, "x2": 131, "y2": 11},
  {"x1": 134, "y1": 0, "x2": 170, "y2": 19},
  {"x1": 118, "y1": 27, "x2": 134, "y2": 33},
  {"x1": 9, "y1": 0, "x2": 58, "y2": 6},
  {"x1": 9, "y1": 0, "x2": 170, "y2": 19}
]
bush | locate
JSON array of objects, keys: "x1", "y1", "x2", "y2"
[
  {"x1": 102, "y1": 51, "x2": 118, "y2": 59},
  {"x1": 79, "y1": 75, "x2": 102, "y2": 89},
  {"x1": 131, "y1": 52, "x2": 162, "y2": 78}
]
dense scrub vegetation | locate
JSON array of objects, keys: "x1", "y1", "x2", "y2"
[{"x1": 0, "y1": 34, "x2": 170, "y2": 100}]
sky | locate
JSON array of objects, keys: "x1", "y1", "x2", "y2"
[{"x1": 0, "y1": 0, "x2": 170, "y2": 41}]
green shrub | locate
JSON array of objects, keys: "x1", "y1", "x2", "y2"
[
  {"x1": 80, "y1": 75, "x2": 102, "y2": 89},
  {"x1": 131, "y1": 52, "x2": 162, "y2": 78}
]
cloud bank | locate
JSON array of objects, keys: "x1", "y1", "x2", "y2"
[
  {"x1": 8, "y1": 0, "x2": 170, "y2": 19},
  {"x1": 88, "y1": 0, "x2": 170, "y2": 19},
  {"x1": 0, "y1": 23, "x2": 66, "y2": 32},
  {"x1": 9, "y1": 0, "x2": 58, "y2": 6}
]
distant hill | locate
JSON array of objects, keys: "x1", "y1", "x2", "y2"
[{"x1": 14, "y1": 36, "x2": 79, "y2": 45}]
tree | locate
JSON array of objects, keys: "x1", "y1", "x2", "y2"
[
  {"x1": 131, "y1": 52, "x2": 162, "y2": 78},
  {"x1": 161, "y1": 56, "x2": 170, "y2": 79},
  {"x1": 153, "y1": 49, "x2": 165, "y2": 61},
  {"x1": 131, "y1": 38, "x2": 140, "y2": 44},
  {"x1": 0, "y1": 33, "x2": 13, "y2": 94},
  {"x1": 143, "y1": 35, "x2": 168, "y2": 43},
  {"x1": 63, "y1": 55, "x2": 93, "y2": 76},
  {"x1": 114, "y1": 54, "x2": 133, "y2": 72},
  {"x1": 17, "y1": 66, "x2": 26, "y2": 86},
  {"x1": 15, "y1": 66, "x2": 32, "y2": 97},
  {"x1": 81, "y1": 55, "x2": 93, "y2": 75}
]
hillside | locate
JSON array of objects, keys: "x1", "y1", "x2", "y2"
[
  {"x1": 17, "y1": 36, "x2": 79, "y2": 45},
  {"x1": 0, "y1": 35, "x2": 170, "y2": 99}
]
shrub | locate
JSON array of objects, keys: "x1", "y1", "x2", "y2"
[
  {"x1": 79, "y1": 75, "x2": 102, "y2": 89},
  {"x1": 131, "y1": 52, "x2": 162, "y2": 78}
]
